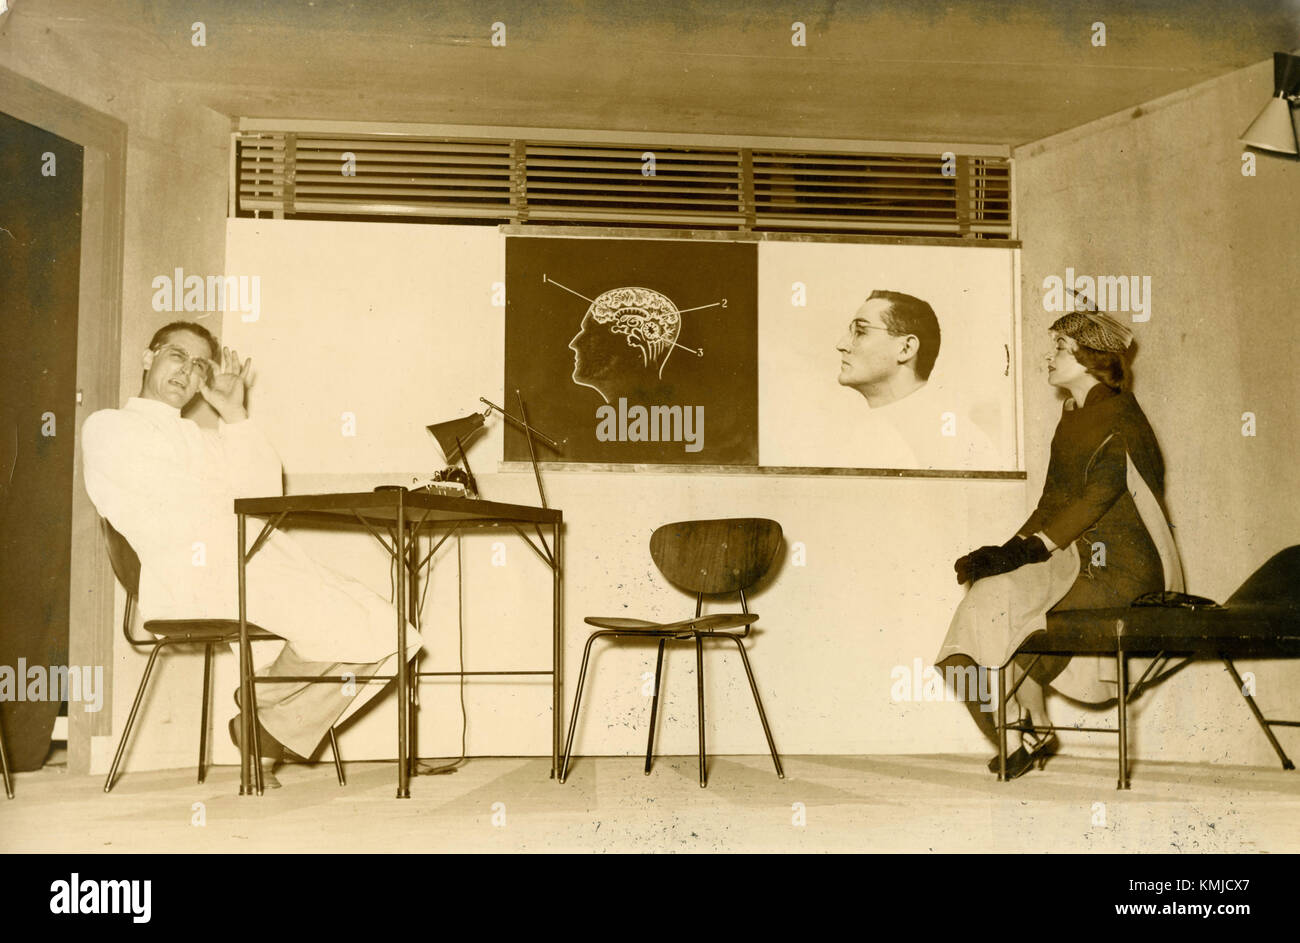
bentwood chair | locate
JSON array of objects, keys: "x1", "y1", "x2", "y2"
[
  {"x1": 100, "y1": 519, "x2": 345, "y2": 792},
  {"x1": 560, "y1": 518, "x2": 784, "y2": 788}
]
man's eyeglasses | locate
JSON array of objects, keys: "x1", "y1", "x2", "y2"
[
  {"x1": 153, "y1": 344, "x2": 214, "y2": 382},
  {"x1": 849, "y1": 319, "x2": 906, "y2": 339}
]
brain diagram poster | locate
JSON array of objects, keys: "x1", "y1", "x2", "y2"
[{"x1": 504, "y1": 236, "x2": 759, "y2": 465}]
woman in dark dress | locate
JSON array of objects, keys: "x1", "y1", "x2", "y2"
[{"x1": 936, "y1": 306, "x2": 1183, "y2": 778}]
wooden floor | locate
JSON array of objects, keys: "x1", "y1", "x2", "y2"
[{"x1": 4, "y1": 753, "x2": 1298, "y2": 853}]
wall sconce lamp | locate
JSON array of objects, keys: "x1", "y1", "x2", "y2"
[{"x1": 1240, "y1": 52, "x2": 1300, "y2": 156}]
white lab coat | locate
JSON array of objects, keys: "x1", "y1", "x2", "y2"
[{"x1": 82, "y1": 397, "x2": 421, "y2": 664}]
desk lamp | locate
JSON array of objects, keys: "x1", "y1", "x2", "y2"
[
  {"x1": 427, "y1": 411, "x2": 487, "y2": 497},
  {"x1": 428, "y1": 392, "x2": 563, "y2": 506}
]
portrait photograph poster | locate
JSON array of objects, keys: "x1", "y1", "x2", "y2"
[
  {"x1": 504, "y1": 236, "x2": 759, "y2": 465},
  {"x1": 758, "y1": 242, "x2": 1020, "y2": 472}
]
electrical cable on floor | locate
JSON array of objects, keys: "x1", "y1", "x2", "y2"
[{"x1": 415, "y1": 534, "x2": 467, "y2": 775}]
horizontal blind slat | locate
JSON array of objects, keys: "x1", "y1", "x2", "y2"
[{"x1": 235, "y1": 131, "x2": 1012, "y2": 239}]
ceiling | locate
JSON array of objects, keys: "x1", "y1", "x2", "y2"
[{"x1": 11, "y1": 0, "x2": 1300, "y2": 146}]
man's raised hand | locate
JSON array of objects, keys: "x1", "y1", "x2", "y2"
[{"x1": 200, "y1": 346, "x2": 253, "y2": 422}]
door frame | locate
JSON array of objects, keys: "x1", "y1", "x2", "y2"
[{"x1": 1, "y1": 66, "x2": 126, "y2": 774}]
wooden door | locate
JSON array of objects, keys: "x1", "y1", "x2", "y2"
[{"x1": 0, "y1": 110, "x2": 84, "y2": 769}]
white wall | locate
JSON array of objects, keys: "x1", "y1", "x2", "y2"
[{"x1": 219, "y1": 219, "x2": 1029, "y2": 762}]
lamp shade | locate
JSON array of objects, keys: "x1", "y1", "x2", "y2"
[
  {"x1": 1240, "y1": 94, "x2": 1299, "y2": 155},
  {"x1": 427, "y1": 413, "x2": 486, "y2": 462}
]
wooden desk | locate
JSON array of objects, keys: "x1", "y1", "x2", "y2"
[{"x1": 233, "y1": 490, "x2": 563, "y2": 797}]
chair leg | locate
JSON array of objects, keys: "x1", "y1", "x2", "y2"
[
  {"x1": 0, "y1": 710, "x2": 13, "y2": 799},
  {"x1": 329, "y1": 727, "x2": 346, "y2": 786},
  {"x1": 197, "y1": 643, "x2": 214, "y2": 784},
  {"x1": 696, "y1": 635, "x2": 706, "y2": 788},
  {"x1": 644, "y1": 639, "x2": 667, "y2": 775},
  {"x1": 247, "y1": 665, "x2": 265, "y2": 796},
  {"x1": 724, "y1": 635, "x2": 784, "y2": 779},
  {"x1": 560, "y1": 632, "x2": 605, "y2": 783},
  {"x1": 104, "y1": 644, "x2": 166, "y2": 793}
]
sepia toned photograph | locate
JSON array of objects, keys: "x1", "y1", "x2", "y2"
[{"x1": 1, "y1": 0, "x2": 1298, "y2": 905}]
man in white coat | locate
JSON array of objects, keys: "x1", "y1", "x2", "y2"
[{"x1": 82, "y1": 321, "x2": 422, "y2": 783}]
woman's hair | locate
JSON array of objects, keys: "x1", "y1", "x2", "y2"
[{"x1": 1072, "y1": 343, "x2": 1130, "y2": 391}]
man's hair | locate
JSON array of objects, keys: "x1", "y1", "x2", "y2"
[
  {"x1": 868, "y1": 290, "x2": 941, "y2": 380},
  {"x1": 148, "y1": 321, "x2": 219, "y2": 360}
]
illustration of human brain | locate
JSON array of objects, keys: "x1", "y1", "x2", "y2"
[{"x1": 588, "y1": 287, "x2": 681, "y2": 366}]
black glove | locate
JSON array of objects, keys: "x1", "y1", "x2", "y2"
[
  {"x1": 954, "y1": 544, "x2": 1001, "y2": 584},
  {"x1": 955, "y1": 535, "x2": 1050, "y2": 584}
]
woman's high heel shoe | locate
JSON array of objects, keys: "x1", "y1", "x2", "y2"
[{"x1": 989, "y1": 714, "x2": 1060, "y2": 778}]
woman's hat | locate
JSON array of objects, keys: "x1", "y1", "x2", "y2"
[{"x1": 1050, "y1": 290, "x2": 1134, "y2": 352}]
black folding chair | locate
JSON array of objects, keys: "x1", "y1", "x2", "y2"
[{"x1": 100, "y1": 519, "x2": 345, "y2": 792}]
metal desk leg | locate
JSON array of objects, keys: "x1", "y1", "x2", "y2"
[
  {"x1": 396, "y1": 497, "x2": 409, "y2": 798},
  {"x1": 552, "y1": 521, "x2": 562, "y2": 780},
  {"x1": 1116, "y1": 643, "x2": 1130, "y2": 790},
  {"x1": 237, "y1": 513, "x2": 250, "y2": 796}
]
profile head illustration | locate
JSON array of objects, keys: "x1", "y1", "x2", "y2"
[
  {"x1": 836, "y1": 289, "x2": 941, "y2": 409},
  {"x1": 568, "y1": 287, "x2": 682, "y2": 403}
]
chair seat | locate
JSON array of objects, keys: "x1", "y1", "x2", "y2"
[
  {"x1": 143, "y1": 618, "x2": 278, "y2": 641},
  {"x1": 584, "y1": 613, "x2": 759, "y2": 635}
]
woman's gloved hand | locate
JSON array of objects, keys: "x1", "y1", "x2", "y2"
[
  {"x1": 954, "y1": 535, "x2": 1051, "y2": 584},
  {"x1": 954, "y1": 544, "x2": 999, "y2": 584}
]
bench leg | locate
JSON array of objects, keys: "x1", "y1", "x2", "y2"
[
  {"x1": 1116, "y1": 649, "x2": 1130, "y2": 790},
  {"x1": 997, "y1": 667, "x2": 1008, "y2": 782},
  {"x1": 1223, "y1": 658, "x2": 1295, "y2": 771}
]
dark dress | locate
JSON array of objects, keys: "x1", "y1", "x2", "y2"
[
  {"x1": 1020, "y1": 383, "x2": 1167, "y2": 615},
  {"x1": 936, "y1": 382, "x2": 1181, "y2": 703}
]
